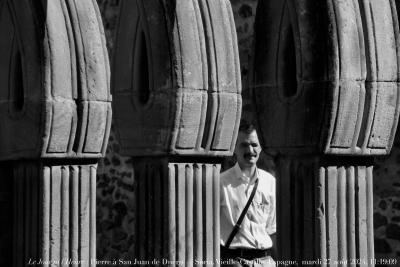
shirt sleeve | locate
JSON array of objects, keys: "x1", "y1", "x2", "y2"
[{"x1": 266, "y1": 178, "x2": 276, "y2": 235}]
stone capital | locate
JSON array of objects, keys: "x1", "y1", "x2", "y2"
[
  {"x1": 253, "y1": 0, "x2": 400, "y2": 156},
  {"x1": 113, "y1": 0, "x2": 242, "y2": 157},
  {"x1": 0, "y1": 0, "x2": 112, "y2": 160}
]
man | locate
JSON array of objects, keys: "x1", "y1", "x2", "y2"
[{"x1": 220, "y1": 121, "x2": 276, "y2": 267}]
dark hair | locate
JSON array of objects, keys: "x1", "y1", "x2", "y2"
[{"x1": 238, "y1": 120, "x2": 257, "y2": 134}]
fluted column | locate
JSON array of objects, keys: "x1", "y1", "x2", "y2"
[
  {"x1": 253, "y1": 0, "x2": 400, "y2": 266},
  {"x1": 12, "y1": 162, "x2": 99, "y2": 267},
  {"x1": 131, "y1": 159, "x2": 220, "y2": 266},
  {"x1": 112, "y1": 0, "x2": 241, "y2": 265},
  {"x1": 274, "y1": 156, "x2": 376, "y2": 266},
  {"x1": 0, "y1": 0, "x2": 111, "y2": 266}
]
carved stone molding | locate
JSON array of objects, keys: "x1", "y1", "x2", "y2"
[
  {"x1": 276, "y1": 156, "x2": 375, "y2": 265},
  {"x1": 133, "y1": 159, "x2": 220, "y2": 266},
  {"x1": 254, "y1": 0, "x2": 400, "y2": 156},
  {"x1": 12, "y1": 162, "x2": 97, "y2": 266},
  {"x1": 113, "y1": 0, "x2": 241, "y2": 265},
  {"x1": 0, "y1": 0, "x2": 112, "y2": 160},
  {"x1": 253, "y1": 0, "x2": 400, "y2": 265},
  {"x1": 0, "y1": 0, "x2": 111, "y2": 266},
  {"x1": 113, "y1": 0, "x2": 242, "y2": 157}
]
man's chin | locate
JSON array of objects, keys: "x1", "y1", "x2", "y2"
[{"x1": 243, "y1": 159, "x2": 257, "y2": 166}]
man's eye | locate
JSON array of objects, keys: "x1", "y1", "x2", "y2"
[{"x1": 251, "y1": 143, "x2": 258, "y2": 147}]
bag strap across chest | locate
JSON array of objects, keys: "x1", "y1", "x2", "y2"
[{"x1": 224, "y1": 178, "x2": 259, "y2": 248}]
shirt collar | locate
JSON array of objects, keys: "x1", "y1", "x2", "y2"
[{"x1": 233, "y1": 163, "x2": 258, "y2": 184}]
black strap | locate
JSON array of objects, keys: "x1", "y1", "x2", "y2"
[{"x1": 225, "y1": 178, "x2": 259, "y2": 248}]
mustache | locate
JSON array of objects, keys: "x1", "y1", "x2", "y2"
[{"x1": 244, "y1": 152, "x2": 257, "y2": 157}]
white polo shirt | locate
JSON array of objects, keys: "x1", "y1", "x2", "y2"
[{"x1": 220, "y1": 163, "x2": 276, "y2": 249}]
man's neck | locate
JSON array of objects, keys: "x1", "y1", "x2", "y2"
[{"x1": 238, "y1": 163, "x2": 256, "y2": 178}]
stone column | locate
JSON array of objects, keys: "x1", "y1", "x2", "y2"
[
  {"x1": 0, "y1": 0, "x2": 111, "y2": 266},
  {"x1": 253, "y1": 0, "x2": 400, "y2": 266},
  {"x1": 112, "y1": 0, "x2": 241, "y2": 265}
]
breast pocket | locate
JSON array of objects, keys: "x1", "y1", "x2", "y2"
[{"x1": 250, "y1": 195, "x2": 272, "y2": 223}]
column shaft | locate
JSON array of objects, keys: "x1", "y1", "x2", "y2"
[
  {"x1": 134, "y1": 159, "x2": 220, "y2": 266},
  {"x1": 277, "y1": 157, "x2": 375, "y2": 266},
  {"x1": 12, "y1": 162, "x2": 97, "y2": 267}
]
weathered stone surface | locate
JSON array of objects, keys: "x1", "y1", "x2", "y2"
[
  {"x1": 95, "y1": 0, "x2": 400, "y2": 263},
  {"x1": 392, "y1": 216, "x2": 400, "y2": 223},
  {"x1": 276, "y1": 157, "x2": 375, "y2": 264},
  {"x1": 97, "y1": 130, "x2": 136, "y2": 261},
  {"x1": 0, "y1": 0, "x2": 112, "y2": 160},
  {"x1": 375, "y1": 238, "x2": 392, "y2": 254},
  {"x1": 12, "y1": 162, "x2": 97, "y2": 266},
  {"x1": 0, "y1": 164, "x2": 12, "y2": 266},
  {"x1": 374, "y1": 195, "x2": 400, "y2": 262},
  {"x1": 252, "y1": 1, "x2": 400, "y2": 265},
  {"x1": 113, "y1": 0, "x2": 242, "y2": 157},
  {"x1": 386, "y1": 224, "x2": 400, "y2": 241},
  {"x1": 0, "y1": 0, "x2": 111, "y2": 266},
  {"x1": 253, "y1": 0, "x2": 400, "y2": 156},
  {"x1": 133, "y1": 159, "x2": 220, "y2": 265},
  {"x1": 373, "y1": 130, "x2": 400, "y2": 261},
  {"x1": 374, "y1": 213, "x2": 388, "y2": 229}
]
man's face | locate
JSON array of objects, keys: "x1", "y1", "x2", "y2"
[{"x1": 235, "y1": 130, "x2": 262, "y2": 168}]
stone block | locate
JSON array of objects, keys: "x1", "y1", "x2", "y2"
[
  {"x1": 0, "y1": 0, "x2": 112, "y2": 160},
  {"x1": 253, "y1": 0, "x2": 400, "y2": 156},
  {"x1": 113, "y1": 0, "x2": 242, "y2": 157}
]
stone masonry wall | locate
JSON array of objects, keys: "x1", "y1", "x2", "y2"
[
  {"x1": 95, "y1": 0, "x2": 400, "y2": 262},
  {"x1": 374, "y1": 134, "x2": 400, "y2": 262}
]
